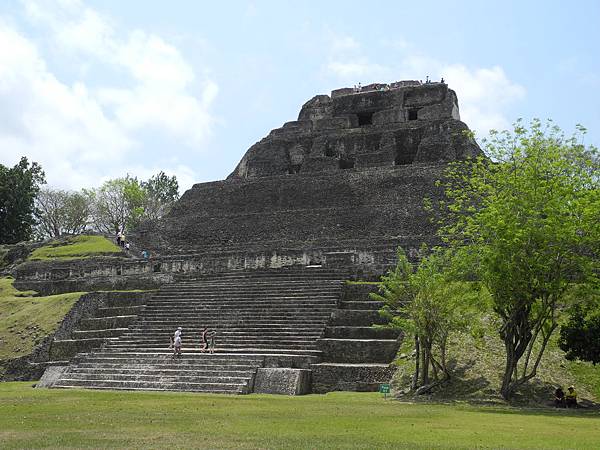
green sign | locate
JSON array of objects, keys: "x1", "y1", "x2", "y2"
[{"x1": 379, "y1": 384, "x2": 390, "y2": 394}]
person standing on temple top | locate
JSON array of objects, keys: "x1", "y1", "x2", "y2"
[
  {"x1": 115, "y1": 231, "x2": 121, "y2": 246},
  {"x1": 120, "y1": 230, "x2": 126, "y2": 248},
  {"x1": 441, "y1": 77, "x2": 445, "y2": 83},
  {"x1": 357, "y1": 82, "x2": 362, "y2": 91}
]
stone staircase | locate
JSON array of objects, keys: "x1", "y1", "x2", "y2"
[
  {"x1": 50, "y1": 268, "x2": 345, "y2": 393},
  {"x1": 312, "y1": 283, "x2": 402, "y2": 393},
  {"x1": 48, "y1": 292, "x2": 151, "y2": 363}
]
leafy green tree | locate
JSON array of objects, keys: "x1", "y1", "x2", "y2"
[
  {"x1": 89, "y1": 176, "x2": 145, "y2": 234},
  {"x1": 34, "y1": 188, "x2": 92, "y2": 239},
  {"x1": 0, "y1": 157, "x2": 45, "y2": 244},
  {"x1": 88, "y1": 172, "x2": 179, "y2": 234},
  {"x1": 559, "y1": 292, "x2": 600, "y2": 365},
  {"x1": 439, "y1": 119, "x2": 600, "y2": 399},
  {"x1": 371, "y1": 247, "x2": 478, "y2": 392},
  {"x1": 140, "y1": 171, "x2": 179, "y2": 221}
]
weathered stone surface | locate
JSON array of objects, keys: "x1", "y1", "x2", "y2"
[
  {"x1": 229, "y1": 82, "x2": 478, "y2": 180},
  {"x1": 254, "y1": 368, "x2": 311, "y2": 395},
  {"x1": 1, "y1": 291, "x2": 151, "y2": 381},
  {"x1": 36, "y1": 365, "x2": 68, "y2": 388},
  {"x1": 132, "y1": 81, "x2": 480, "y2": 266},
  {"x1": 311, "y1": 363, "x2": 396, "y2": 393},
  {"x1": 317, "y1": 338, "x2": 399, "y2": 363}
]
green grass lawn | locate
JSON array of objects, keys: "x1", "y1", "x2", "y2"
[
  {"x1": 0, "y1": 383, "x2": 599, "y2": 449},
  {"x1": 0, "y1": 278, "x2": 83, "y2": 360},
  {"x1": 28, "y1": 235, "x2": 122, "y2": 260}
]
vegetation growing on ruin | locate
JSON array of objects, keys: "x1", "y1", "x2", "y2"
[
  {"x1": 1, "y1": 384, "x2": 599, "y2": 449},
  {"x1": 0, "y1": 277, "x2": 83, "y2": 360},
  {"x1": 28, "y1": 235, "x2": 121, "y2": 260},
  {"x1": 390, "y1": 308, "x2": 600, "y2": 405},
  {"x1": 434, "y1": 119, "x2": 600, "y2": 399},
  {"x1": 372, "y1": 248, "x2": 482, "y2": 392}
]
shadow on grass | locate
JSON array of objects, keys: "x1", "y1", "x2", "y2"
[{"x1": 394, "y1": 359, "x2": 600, "y2": 419}]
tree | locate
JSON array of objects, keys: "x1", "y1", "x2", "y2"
[
  {"x1": 559, "y1": 292, "x2": 600, "y2": 365},
  {"x1": 0, "y1": 157, "x2": 45, "y2": 244},
  {"x1": 439, "y1": 119, "x2": 600, "y2": 399},
  {"x1": 34, "y1": 188, "x2": 91, "y2": 239},
  {"x1": 88, "y1": 172, "x2": 179, "y2": 234},
  {"x1": 89, "y1": 176, "x2": 145, "y2": 234},
  {"x1": 140, "y1": 171, "x2": 179, "y2": 221},
  {"x1": 371, "y1": 247, "x2": 478, "y2": 392}
]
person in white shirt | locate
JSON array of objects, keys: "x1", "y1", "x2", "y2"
[{"x1": 173, "y1": 327, "x2": 182, "y2": 357}]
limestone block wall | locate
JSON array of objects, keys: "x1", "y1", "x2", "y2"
[{"x1": 134, "y1": 164, "x2": 446, "y2": 257}]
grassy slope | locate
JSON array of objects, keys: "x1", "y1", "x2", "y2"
[
  {"x1": 1, "y1": 384, "x2": 599, "y2": 449},
  {"x1": 28, "y1": 235, "x2": 121, "y2": 260},
  {"x1": 0, "y1": 278, "x2": 83, "y2": 360},
  {"x1": 391, "y1": 315, "x2": 600, "y2": 406}
]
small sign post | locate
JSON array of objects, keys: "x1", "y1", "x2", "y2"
[{"x1": 379, "y1": 383, "x2": 390, "y2": 399}]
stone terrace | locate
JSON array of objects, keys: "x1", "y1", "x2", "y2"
[{"x1": 51, "y1": 268, "x2": 359, "y2": 393}]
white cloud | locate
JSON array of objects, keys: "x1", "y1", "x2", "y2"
[
  {"x1": 0, "y1": 1, "x2": 217, "y2": 190},
  {"x1": 323, "y1": 33, "x2": 525, "y2": 136},
  {"x1": 442, "y1": 64, "x2": 525, "y2": 132},
  {"x1": 0, "y1": 24, "x2": 133, "y2": 188}
]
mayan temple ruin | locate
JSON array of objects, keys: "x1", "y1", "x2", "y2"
[{"x1": 15, "y1": 80, "x2": 482, "y2": 394}]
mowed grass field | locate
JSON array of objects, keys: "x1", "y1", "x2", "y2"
[{"x1": 1, "y1": 383, "x2": 600, "y2": 449}]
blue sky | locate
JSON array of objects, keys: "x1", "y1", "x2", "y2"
[{"x1": 0, "y1": 0, "x2": 598, "y2": 191}]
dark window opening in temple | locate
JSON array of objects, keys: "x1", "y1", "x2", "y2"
[
  {"x1": 288, "y1": 164, "x2": 301, "y2": 174},
  {"x1": 395, "y1": 153, "x2": 414, "y2": 165},
  {"x1": 339, "y1": 157, "x2": 355, "y2": 169},
  {"x1": 357, "y1": 112, "x2": 374, "y2": 126},
  {"x1": 408, "y1": 109, "x2": 418, "y2": 121},
  {"x1": 324, "y1": 144, "x2": 336, "y2": 157}
]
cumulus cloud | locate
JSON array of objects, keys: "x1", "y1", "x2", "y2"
[
  {"x1": 324, "y1": 33, "x2": 525, "y2": 136},
  {"x1": 0, "y1": 1, "x2": 217, "y2": 190}
]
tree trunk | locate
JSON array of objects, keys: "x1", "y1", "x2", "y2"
[{"x1": 412, "y1": 335, "x2": 420, "y2": 390}]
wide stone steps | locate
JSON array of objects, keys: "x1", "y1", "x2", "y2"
[
  {"x1": 50, "y1": 268, "x2": 346, "y2": 393},
  {"x1": 72, "y1": 328, "x2": 130, "y2": 339},
  {"x1": 121, "y1": 331, "x2": 323, "y2": 339},
  {"x1": 148, "y1": 294, "x2": 339, "y2": 301},
  {"x1": 52, "y1": 379, "x2": 248, "y2": 393},
  {"x1": 133, "y1": 320, "x2": 329, "y2": 327},
  {"x1": 70, "y1": 367, "x2": 257, "y2": 376},
  {"x1": 112, "y1": 335, "x2": 321, "y2": 343},
  {"x1": 99, "y1": 347, "x2": 323, "y2": 356},
  {"x1": 138, "y1": 315, "x2": 330, "y2": 320},
  {"x1": 143, "y1": 304, "x2": 337, "y2": 310},
  {"x1": 174, "y1": 273, "x2": 344, "y2": 282},
  {"x1": 96, "y1": 306, "x2": 145, "y2": 317},
  {"x1": 72, "y1": 353, "x2": 264, "y2": 365},
  {"x1": 62, "y1": 372, "x2": 252, "y2": 383},
  {"x1": 339, "y1": 301, "x2": 383, "y2": 310},
  {"x1": 106, "y1": 344, "x2": 319, "y2": 352}
]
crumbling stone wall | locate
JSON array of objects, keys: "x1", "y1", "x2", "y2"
[{"x1": 132, "y1": 81, "x2": 481, "y2": 261}]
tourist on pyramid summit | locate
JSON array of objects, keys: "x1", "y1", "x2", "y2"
[{"x1": 120, "y1": 231, "x2": 126, "y2": 248}]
